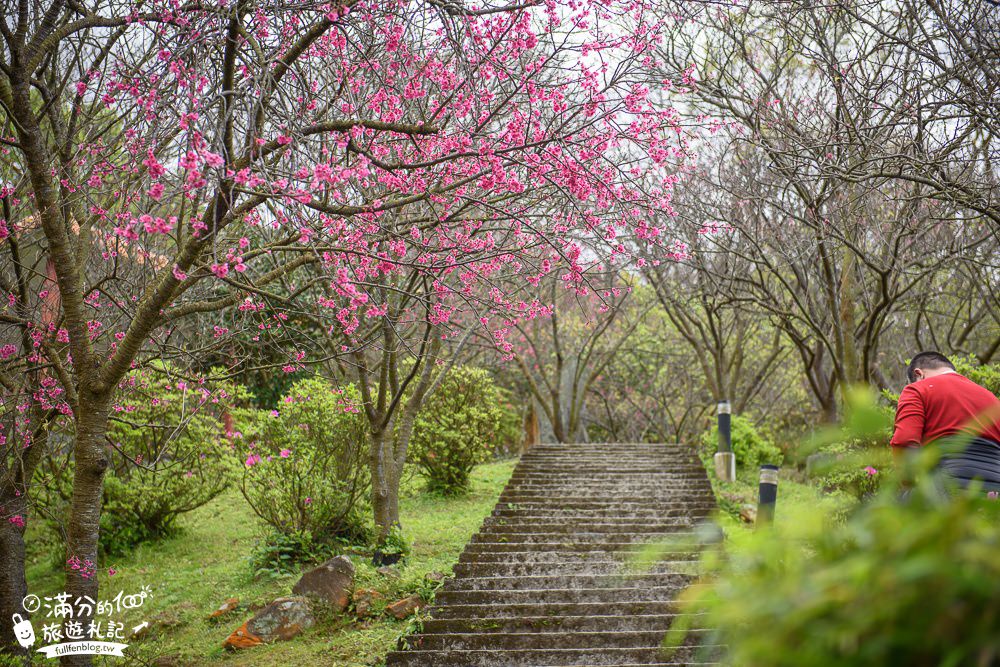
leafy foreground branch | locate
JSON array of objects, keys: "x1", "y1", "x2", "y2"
[{"x1": 666, "y1": 452, "x2": 1000, "y2": 666}]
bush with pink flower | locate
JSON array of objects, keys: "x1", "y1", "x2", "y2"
[{"x1": 234, "y1": 376, "x2": 370, "y2": 547}]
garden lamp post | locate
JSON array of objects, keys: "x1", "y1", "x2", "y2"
[
  {"x1": 714, "y1": 399, "x2": 736, "y2": 482},
  {"x1": 757, "y1": 464, "x2": 780, "y2": 526}
]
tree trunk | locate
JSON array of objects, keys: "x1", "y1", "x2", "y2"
[
  {"x1": 62, "y1": 394, "x2": 112, "y2": 667},
  {"x1": 0, "y1": 494, "x2": 28, "y2": 658},
  {"x1": 523, "y1": 404, "x2": 539, "y2": 452},
  {"x1": 370, "y1": 427, "x2": 397, "y2": 544}
]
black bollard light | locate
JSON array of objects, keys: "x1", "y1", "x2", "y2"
[
  {"x1": 757, "y1": 464, "x2": 780, "y2": 526},
  {"x1": 713, "y1": 399, "x2": 736, "y2": 482}
]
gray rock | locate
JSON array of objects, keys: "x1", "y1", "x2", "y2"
[
  {"x1": 292, "y1": 555, "x2": 354, "y2": 610},
  {"x1": 246, "y1": 596, "x2": 314, "y2": 642}
]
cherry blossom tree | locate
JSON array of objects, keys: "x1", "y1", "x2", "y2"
[{"x1": 1, "y1": 0, "x2": 689, "y2": 654}]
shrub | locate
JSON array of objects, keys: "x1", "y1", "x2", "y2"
[
  {"x1": 235, "y1": 376, "x2": 371, "y2": 544},
  {"x1": 101, "y1": 371, "x2": 238, "y2": 554},
  {"x1": 493, "y1": 394, "x2": 525, "y2": 458},
  {"x1": 409, "y1": 366, "x2": 509, "y2": 495},
  {"x1": 668, "y1": 455, "x2": 1000, "y2": 666},
  {"x1": 813, "y1": 438, "x2": 893, "y2": 501},
  {"x1": 699, "y1": 414, "x2": 783, "y2": 473},
  {"x1": 34, "y1": 369, "x2": 238, "y2": 556},
  {"x1": 952, "y1": 355, "x2": 1000, "y2": 395},
  {"x1": 810, "y1": 385, "x2": 905, "y2": 502},
  {"x1": 248, "y1": 530, "x2": 334, "y2": 579}
]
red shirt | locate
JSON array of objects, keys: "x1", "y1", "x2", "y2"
[{"x1": 891, "y1": 372, "x2": 1000, "y2": 448}]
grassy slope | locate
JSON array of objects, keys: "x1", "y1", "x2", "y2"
[
  {"x1": 709, "y1": 467, "x2": 855, "y2": 536},
  {"x1": 25, "y1": 459, "x2": 516, "y2": 667}
]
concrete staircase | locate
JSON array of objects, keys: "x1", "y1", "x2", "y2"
[{"x1": 385, "y1": 442, "x2": 720, "y2": 667}]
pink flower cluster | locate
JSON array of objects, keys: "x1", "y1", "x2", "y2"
[{"x1": 67, "y1": 555, "x2": 97, "y2": 579}]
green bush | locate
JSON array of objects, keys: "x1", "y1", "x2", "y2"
[
  {"x1": 814, "y1": 438, "x2": 893, "y2": 501},
  {"x1": 235, "y1": 376, "x2": 371, "y2": 544},
  {"x1": 409, "y1": 366, "x2": 509, "y2": 495},
  {"x1": 101, "y1": 372, "x2": 237, "y2": 554},
  {"x1": 667, "y1": 454, "x2": 1000, "y2": 666},
  {"x1": 32, "y1": 370, "x2": 238, "y2": 556},
  {"x1": 952, "y1": 355, "x2": 1000, "y2": 395},
  {"x1": 699, "y1": 414, "x2": 784, "y2": 472},
  {"x1": 493, "y1": 394, "x2": 525, "y2": 458},
  {"x1": 248, "y1": 530, "x2": 335, "y2": 579}
]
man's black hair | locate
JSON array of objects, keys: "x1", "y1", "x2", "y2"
[{"x1": 907, "y1": 351, "x2": 955, "y2": 383}]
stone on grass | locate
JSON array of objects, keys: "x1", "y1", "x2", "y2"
[
  {"x1": 248, "y1": 596, "x2": 314, "y2": 641},
  {"x1": 739, "y1": 504, "x2": 757, "y2": 524},
  {"x1": 208, "y1": 597, "x2": 239, "y2": 619},
  {"x1": 385, "y1": 595, "x2": 424, "y2": 619},
  {"x1": 424, "y1": 571, "x2": 446, "y2": 583},
  {"x1": 352, "y1": 588, "x2": 382, "y2": 618},
  {"x1": 222, "y1": 621, "x2": 263, "y2": 650},
  {"x1": 292, "y1": 555, "x2": 354, "y2": 610},
  {"x1": 223, "y1": 596, "x2": 314, "y2": 650},
  {"x1": 376, "y1": 565, "x2": 400, "y2": 579}
]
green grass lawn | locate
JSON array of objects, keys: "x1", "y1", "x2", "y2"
[
  {"x1": 24, "y1": 459, "x2": 517, "y2": 667},
  {"x1": 707, "y1": 466, "x2": 856, "y2": 536}
]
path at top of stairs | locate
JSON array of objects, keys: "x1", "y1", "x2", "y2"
[{"x1": 384, "y1": 442, "x2": 720, "y2": 667}]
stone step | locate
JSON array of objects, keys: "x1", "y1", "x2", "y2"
[
  {"x1": 433, "y1": 585, "x2": 701, "y2": 606},
  {"x1": 491, "y1": 509, "x2": 714, "y2": 520},
  {"x1": 439, "y1": 573, "x2": 693, "y2": 592},
  {"x1": 385, "y1": 646, "x2": 721, "y2": 666},
  {"x1": 521, "y1": 447, "x2": 687, "y2": 454},
  {"x1": 420, "y1": 613, "x2": 707, "y2": 634},
  {"x1": 508, "y1": 466, "x2": 704, "y2": 472},
  {"x1": 499, "y1": 486, "x2": 710, "y2": 495},
  {"x1": 404, "y1": 629, "x2": 716, "y2": 651},
  {"x1": 520, "y1": 454, "x2": 692, "y2": 460},
  {"x1": 478, "y1": 521, "x2": 697, "y2": 534},
  {"x1": 451, "y1": 560, "x2": 694, "y2": 578},
  {"x1": 425, "y1": 600, "x2": 686, "y2": 620},
  {"x1": 461, "y1": 542, "x2": 691, "y2": 554},
  {"x1": 497, "y1": 495, "x2": 712, "y2": 505},
  {"x1": 388, "y1": 443, "x2": 718, "y2": 666},
  {"x1": 456, "y1": 547, "x2": 701, "y2": 563},
  {"x1": 495, "y1": 501, "x2": 716, "y2": 511},
  {"x1": 516, "y1": 457, "x2": 700, "y2": 464},
  {"x1": 497, "y1": 492, "x2": 710, "y2": 502},
  {"x1": 493, "y1": 501, "x2": 718, "y2": 518},
  {"x1": 517, "y1": 455, "x2": 699, "y2": 460},
  {"x1": 469, "y1": 531, "x2": 696, "y2": 545},
  {"x1": 508, "y1": 475, "x2": 708, "y2": 489},
  {"x1": 512, "y1": 458, "x2": 703, "y2": 465},
  {"x1": 502, "y1": 481, "x2": 709, "y2": 489},
  {"x1": 514, "y1": 460, "x2": 700, "y2": 468},
  {"x1": 492, "y1": 502, "x2": 718, "y2": 521},
  {"x1": 504, "y1": 478, "x2": 708, "y2": 485}
]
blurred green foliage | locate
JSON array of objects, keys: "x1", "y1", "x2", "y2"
[
  {"x1": 668, "y1": 384, "x2": 1000, "y2": 666},
  {"x1": 668, "y1": 454, "x2": 1000, "y2": 666},
  {"x1": 808, "y1": 387, "x2": 895, "y2": 502}
]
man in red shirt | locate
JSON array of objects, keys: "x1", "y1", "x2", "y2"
[{"x1": 891, "y1": 351, "x2": 1000, "y2": 489}]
